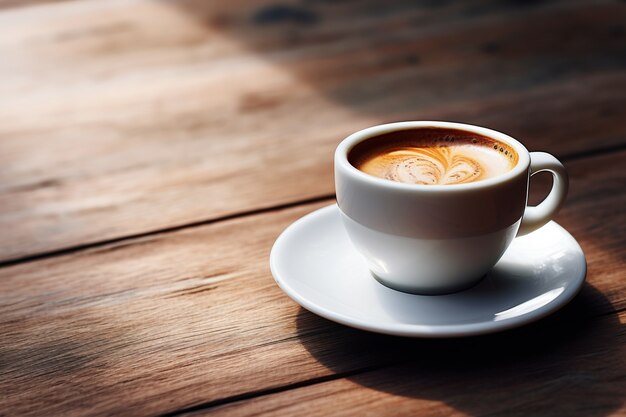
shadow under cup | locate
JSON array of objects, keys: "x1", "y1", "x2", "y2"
[{"x1": 334, "y1": 121, "x2": 532, "y2": 295}]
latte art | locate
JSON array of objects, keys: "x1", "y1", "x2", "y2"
[
  {"x1": 349, "y1": 128, "x2": 518, "y2": 185},
  {"x1": 360, "y1": 146, "x2": 502, "y2": 185}
]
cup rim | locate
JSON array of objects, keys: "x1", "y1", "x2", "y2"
[{"x1": 335, "y1": 121, "x2": 531, "y2": 192}]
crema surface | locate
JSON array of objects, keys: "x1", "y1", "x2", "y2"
[{"x1": 349, "y1": 128, "x2": 518, "y2": 185}]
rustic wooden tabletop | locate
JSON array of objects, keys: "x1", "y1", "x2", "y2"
[{"x1": 1, "y1": 0, "x2": 625, "y2": 416}]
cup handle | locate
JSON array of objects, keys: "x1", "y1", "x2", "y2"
[{"x1": 517, "y1": 152, "x2": 569, "y2": 236}]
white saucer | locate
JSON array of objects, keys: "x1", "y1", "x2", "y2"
[{"x1": 270, "y1": 205, "x2": 586, "y2": 338}]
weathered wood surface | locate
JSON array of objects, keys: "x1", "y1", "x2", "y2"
[
  {"x1": 1, "y1": 0, "x2": 625, "y2": 262},
  {"x1": 1, "y1": 0, "x2": 625, "y2": 416},
  {"x1": 1, "y1": 150, "x2": 624, "y2": 416},
  {"x1": 201, "y1": 309, "x2": 626, "y2": 417}
]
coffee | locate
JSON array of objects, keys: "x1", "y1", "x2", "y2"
[{"x1": 348, "y1": 128, "x2": 518, "y2": 185}]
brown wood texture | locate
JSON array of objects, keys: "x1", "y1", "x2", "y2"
[
  {"x1": 1, "y1": 150, "x2": 624, "y2": 416},
  {"x1": 1, "y1": 0, "x2": 625, "y2": 262},
  {"x1": 1, "y1": 0, "x2": 625, "y2": 416},
  {"x1": 201, "y1": 308, "x2": 626, "y2": 417}
]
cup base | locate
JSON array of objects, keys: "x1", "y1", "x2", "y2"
[{"x1": 371, "y1": 272, "x2": 487, "y2": 295}]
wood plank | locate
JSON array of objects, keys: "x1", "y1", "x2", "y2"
[
  {"x1": 196, "y1": 310, "x2": 626, "y2": 417},
  {"x1": 1, "y1": 0, "x2": 625, "y2": 261},
  {"x1": 1, "y1": 150, "x2": 624, "y2": 417}
]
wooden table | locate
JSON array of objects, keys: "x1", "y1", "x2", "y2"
[{"x1": 1, "y1": 1, "x2": 625, "y2": 416}]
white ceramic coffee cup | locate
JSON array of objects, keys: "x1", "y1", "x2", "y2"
[{"x1": 335, "y1": 121, "x2": 568, "y2": 295}]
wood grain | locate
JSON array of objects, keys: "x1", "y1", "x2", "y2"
[
  {"x1": 1, "y1": 1, "x2": 625, "y2": 416},
  {"x1": 194, "y1": 309, "x2": 626, "y2": 417},
  {"x1": 1, "y1": 0, "x2": 625, "y2": 261},
  {"x1": 1, "y1": 150, "x2": 624, "y2": 417}
]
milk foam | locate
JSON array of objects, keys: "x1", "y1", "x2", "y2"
[{"x1": 357, "y1": 143, "x2": 515, "y2": 185}]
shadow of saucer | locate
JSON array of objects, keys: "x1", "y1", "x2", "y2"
[{"x1": 296, "y1": 283, "x2": 625, "y2": 416}]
